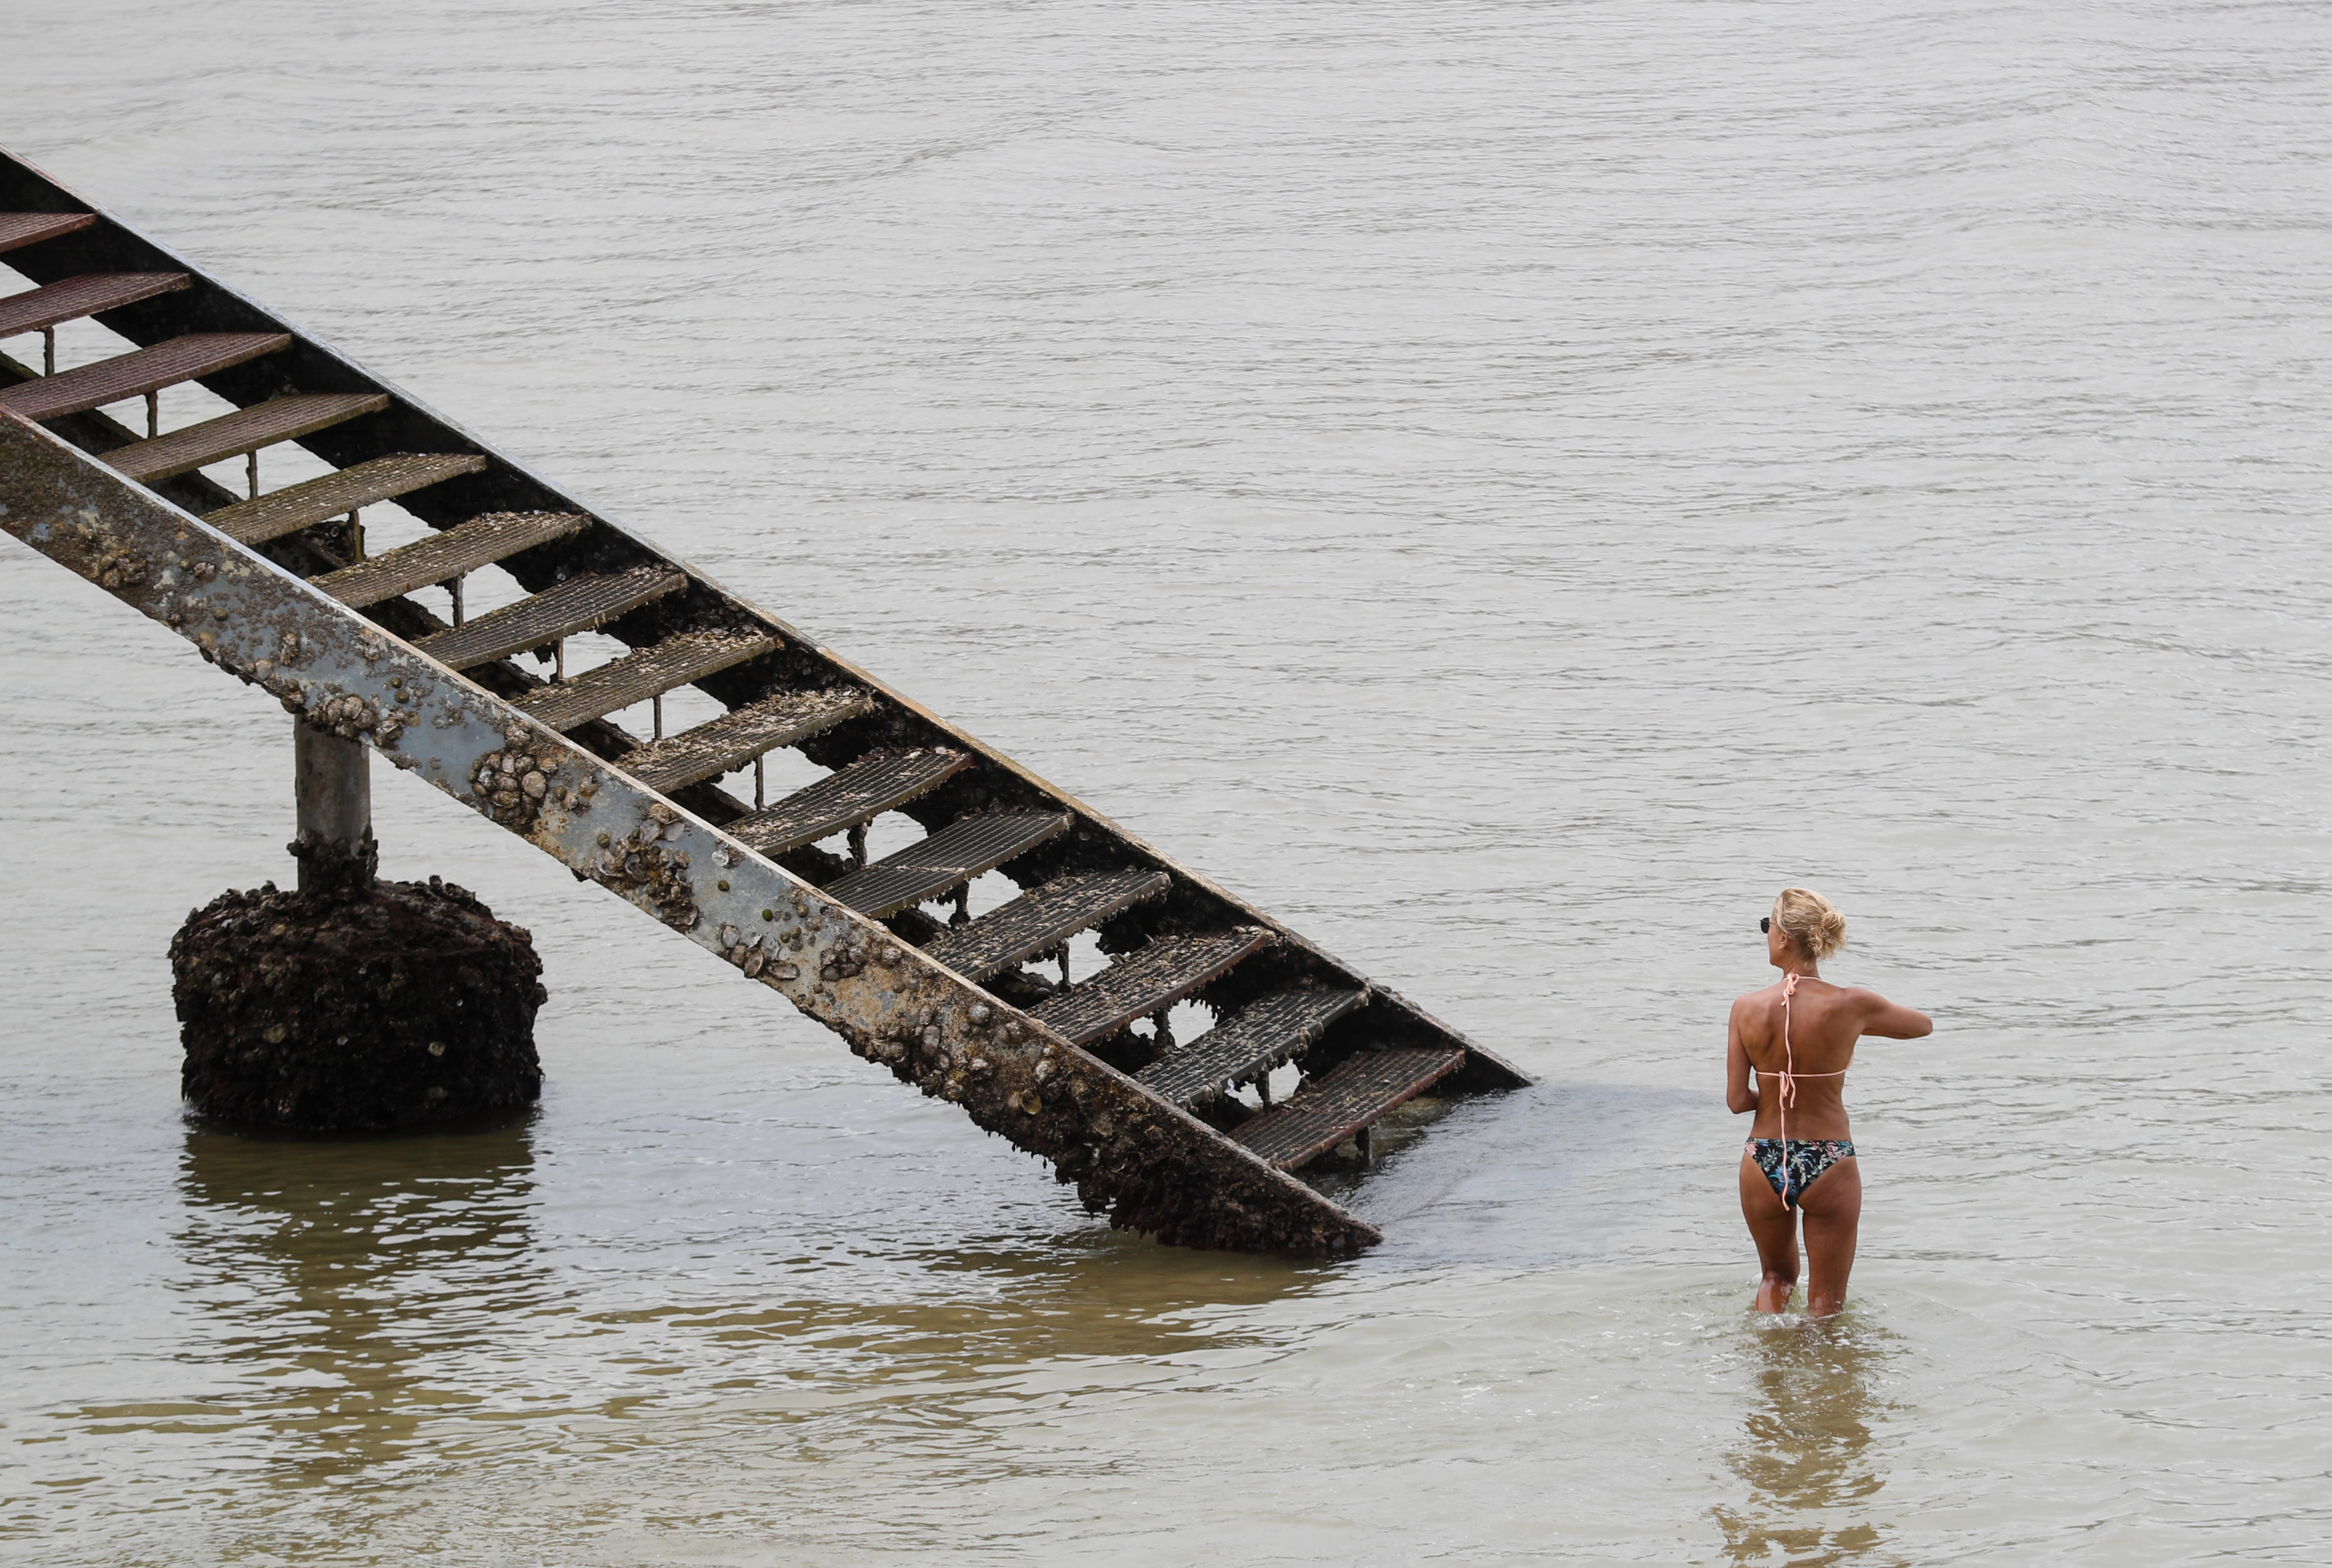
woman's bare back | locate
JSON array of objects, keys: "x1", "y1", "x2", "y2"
[{"x1": 1729, "y1": 978, "x2": 1875, "y2": 1141}]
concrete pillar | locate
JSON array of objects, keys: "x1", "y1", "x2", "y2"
[{"x1": 293, "y1": 722, "x2": 373, "y2": 892}]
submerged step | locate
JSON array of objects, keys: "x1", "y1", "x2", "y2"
[
  {"x1": 105, "y1": 391, "x2": 389, "y2": 484},
  {"x1": 618, "y1": 686, "x2": 873, "y2": 796},
  {"x1": 1230, "y1": 1046, "x2": 1466, "y2": 1170},
  {"x1": 729, "y1": 748, "x2": 972, "y2": 858},
  {"x1": 823, "y1": 812, "x2": 1071, "y2": 919},
  {"x1": 204, "y1": 452, "x2": 488, "y2": 546},
  {"x1": 311, "y1": 510, "x2": 591, "y2": 609},
  {"x1": 0, "y1": 272, "x2": 189, "y2": 339},
  {"x1": 919, "y1": 868, "x2": 1170, "y2": 983},
  {"x1": 516, "y1": 627, "x2": 777, "y2": 732},
  {"x1": 0, "y1": 332, "x2": 289, "y2": 423},
  {"x1": 1136, "y1": 988, "x2": 1365, "y2": 1106},
  {"x1": 1029, "y1": 928, "x2": 1271, "y2": 1047}
]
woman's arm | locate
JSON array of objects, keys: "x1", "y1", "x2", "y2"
[
  {"x1": 1726, "y1": 1000, "x2": 1758, "y2": 1113},
  {"x1": 1857, "y1": 990, "x2": 1933, "y2": 1040}
]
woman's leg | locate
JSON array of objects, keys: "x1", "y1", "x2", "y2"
[
  {"x1": 1797, "y1": 1156, "x2": 1862, "y2": 1317},
  {"x1": 1738, "y1": 1151, "x2": 1799, "y2": 1312}
]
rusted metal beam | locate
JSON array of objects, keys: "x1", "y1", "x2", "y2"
[{"x1": 0, "y1": 409, "x2": 1382, "y2": 1256}]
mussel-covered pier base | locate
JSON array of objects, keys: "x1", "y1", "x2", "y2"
[{"x1": 170, "y1": 728, "x2": 545, "y2": 1131}]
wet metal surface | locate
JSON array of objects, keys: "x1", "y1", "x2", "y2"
[
  {"x1": 0, "y1": 270, "x2": 188, "y2": 339},
  {"x1": 513, "y1": 626, "x2": 777, "y2": 731},
  {"x1": 406, "y1": 562, "x2": 682, "y2": 667},
  {"x1": 0, "y1": 331, "x2": 288, "y2": 422},
  {"x1": 103, "y1": 391, "x2": 389, "y2": 483},
  {"x1": 730, "y1": 745, "x2": 971, "y2": 855},
  {"x1": 311, "y1": 507, "x2": 585, "y2": 608},
  {"x1": 1138, "y1": 988, "x2": 1365, "y2": 1106},
  {"x1": 822, "y1": 810, "x2": 1073, "y2": 918},
  {"x1": 1029, "y1": 927, "x2": 1274, "y2": 1046},
  {"x1": 921, "y1": 868, "x2": 1174, "y2": 982},
  {"x1": 1230, "y1": 1046, "x2": 1467, "y2": 1169},
  {"x1": 204, "y1": 451, "x2": 488, "y2": 546},
  {"x1": 618, "y1": 685, "x2": 874, "y2": 793},
  {"x1": 0, "y1": 208, "x2": 92, "y2": 251}
]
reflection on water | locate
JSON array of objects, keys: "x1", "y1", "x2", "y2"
[
  {"x1": 1715, "y1": 1316, "x2": 1902, "y2": 1568},
  {"x1": 168, "y1": 1117, "x2": 545, "y2": 1485},
  {"x1": 149, "y1": 1118, "x2": 1332, "y2": 1505}
]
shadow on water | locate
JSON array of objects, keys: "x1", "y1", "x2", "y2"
[
  {"x1": 1713, "y1": 1314, "x2": 1904, "y2": 1568},
  {"x1": 169, "y1": 1113, "x2": 547, "y2": 1487}
]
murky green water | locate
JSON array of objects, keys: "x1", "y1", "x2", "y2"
[{"x1": 5, "y1": 2, "x2": 2330, "y2": 1561}]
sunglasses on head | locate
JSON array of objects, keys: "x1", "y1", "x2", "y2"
[{"x1": 1759, "y1": 917, "x2": 1772, "y2": 934}]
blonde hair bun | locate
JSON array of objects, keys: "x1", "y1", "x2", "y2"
[{"x1": 1773, "y1": 887, "x2": 1848, "y2": 961}]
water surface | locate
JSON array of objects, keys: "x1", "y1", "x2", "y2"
[{"x1": 4, "y1": 2, "x2": 2329, "y2": 1561}]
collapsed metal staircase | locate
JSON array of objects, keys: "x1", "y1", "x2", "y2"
[{"x1": 0, "y1": 148, "x2": 1527, "y2": 1256}]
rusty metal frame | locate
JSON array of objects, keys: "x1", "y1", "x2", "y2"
[{"x1": 1, "y1": 410, "x2": 1382, "y2": 1255}]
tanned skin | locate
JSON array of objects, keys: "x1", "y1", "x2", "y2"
[{"x1": 1727, "y1": 917, "x2": 1931, "y2": 1318}]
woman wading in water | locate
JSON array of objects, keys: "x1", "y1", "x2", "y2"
[{"x1": 1727, "y1": 888, "x2": 1931, "y2": 1317}]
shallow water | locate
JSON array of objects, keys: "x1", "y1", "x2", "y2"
[{"x1": 4, "y1": 2, "x2": 2330, "y2": 1561}]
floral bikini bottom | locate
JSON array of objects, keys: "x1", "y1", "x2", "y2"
[{"x1": 1745, "y1": 1139, "x2": 1857, "y2": 1209}]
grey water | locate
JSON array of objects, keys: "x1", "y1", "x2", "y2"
[{"x1": 3, "y1": 2, "x2": 2329, "y2": 1562}]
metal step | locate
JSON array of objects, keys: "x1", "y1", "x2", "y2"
[
  {"x1": 105, "y1": 391, "x2": 388, "y2": 483},
  {"x1": 730, "y1": 748, "x2": 973, "y2": 858},
  {"x1": 1231, "y1": 1047, "x2": 1466, "y2": 1169},
  {"x1": 1136, "y1": 988, "x2": 1366, "y2": 1105},
  {"x1": 0, "y1": 272, "x2": 188, "y2": 338},
  {"x1": 0, "y1": 332, "x2": 289, "y2": 422},
  {"x1": 920, "y1": 869, "x2": 1170, "y2": 983},
  {"x1": 0, "y1": 211, "x2": 94, "y2": 253},
  {"x1": 825, "y1": 812, "x2": 1073, "y2": 919},
  {"x1": 310, "y1": 510, "x2": 588, "y2": 608},
  {"x1": 515, "y1": 627, "x2": 777, "y2": 732},
  {"x1": 202, "y1": 452, "x2": 488, "y2": 546},
  {"x1": 619, "y1": 686, "x2": 873, "y2": 795},
  {"x1": 1030, "y1": 929, "x2": 1272, "y2": 1047},
  {"x1": 411, "y1": 564, "x2": 685, "y2": 669}
]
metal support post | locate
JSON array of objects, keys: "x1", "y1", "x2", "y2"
[{"x1": 293, "y1": 721, "x2": 373, "y2": 892}]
